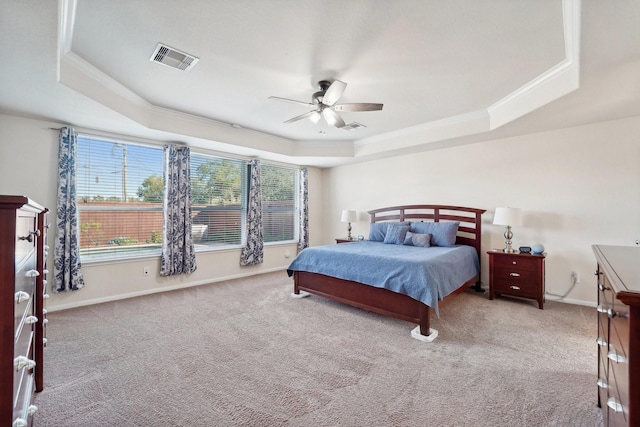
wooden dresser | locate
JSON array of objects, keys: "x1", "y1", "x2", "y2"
[
  {"x1": 593, "y1": 245, "x2": 640, "y2": 426},
  {"x1": 0, "y1": 196, "x2": 47, "y2": 427}
]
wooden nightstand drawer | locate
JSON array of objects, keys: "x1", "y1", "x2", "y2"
[
  {"x1": 492, "y1": 276, "x2": 539, "y2": 298},
  {"x1": 491, "y1": 255, "x2": 539, "y2": 271}
]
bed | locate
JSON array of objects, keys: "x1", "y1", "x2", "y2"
[{"x1": 287, "y1": 205, "x2": 486, "y2": 342}]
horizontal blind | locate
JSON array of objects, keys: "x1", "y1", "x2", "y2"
[
  {"x1": 260, "y1": 163, "x2": 298, "y2": 243},
  {"x1": 76, "y1": 135, "x2": 164, "y2": 261},
  {"x1": 190, "y1": 153, "x2": 247, "y2": 247}
]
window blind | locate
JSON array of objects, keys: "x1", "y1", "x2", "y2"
[
  {"x1": 260, "y1": 163, "x2": 298, "y2": 243},
  {"x1": 76, "y1": 135, "x2": 164, "y2": 261}
]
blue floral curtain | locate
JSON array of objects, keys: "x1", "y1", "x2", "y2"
[
  {"x1": 240, "y1": 159, "x2": 263, "y2": 266},
  {"x1": 298, "y1": 167, "x2": 309, "y2": 250},
  {"x1": 54, "y1": 127, "x2": 85, "y2": 292},
  {"x1": 161, "y1": 145, "x2": 197, "y2": 276}
]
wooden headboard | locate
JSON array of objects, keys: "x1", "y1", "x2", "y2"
[{"x1": 367, "y1": 205, "x2": 487, "y2": 256}]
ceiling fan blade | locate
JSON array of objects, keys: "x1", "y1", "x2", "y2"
[
  {"x1": 322, "y1": 108, "x2": 345, "y2": 128},
  {"x1": 322, "y1": 80, "x2": 347, "y2": 106},
  {"x1": 333, "y1": 103, "x2": 383, "y2": 112},
  {"x1": 283, "y1": 111, "x2": 316, "y2": 124},
  {"x1": 268, "y1": 96, "x2": 314, "y2": 108}
]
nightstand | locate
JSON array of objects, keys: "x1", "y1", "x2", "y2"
[
  {"x1": 336, "y1": 238, "x2": 355, "y2": 243},
  {"x1": 487, "y1": 250, "x2": 546, "y2": 309}
]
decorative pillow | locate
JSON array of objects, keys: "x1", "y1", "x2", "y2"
[
  {"x1": 383, "y1": 223, "x2": 410, "y2": 245},
  {"x1": 410, "y1": 221, "x2": 460, "y2": 247},
  {"x1": 411, "y1": 233, "x2": 431, "y2": 247},
  {"x1": 369, "y1": 222, "x2": 409, "y2": 242},
  {"x1": 404, "y1": 231, "x2": 414, "y2": 245}
]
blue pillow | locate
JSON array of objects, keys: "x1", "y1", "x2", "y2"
[
  {"x1": 369, "y1": 222, "x2": 409, "y2": 242},
  {"x1": 383, "y1": 224, "x2": 410, "y2": 245},
  {"x1": 412, "y1": 233, "x2": 432, "y2": 247},
  {"x1": 410, "y1": 221, "x2": 459, "y2": 247}
]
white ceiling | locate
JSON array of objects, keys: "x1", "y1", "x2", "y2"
[{"x1": 1, "y1": 0, "x2": 639, "y2": 167}]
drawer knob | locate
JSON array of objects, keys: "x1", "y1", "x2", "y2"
[
  {"x1": 12, "y1": 419, "x2": 28, "y2": 427},
  {"x1": 596, "y1": 378, "x2": 608, "y2": 389},
  {"x1": 598, "y1": 284, "x2": 610, "y2": 291},
  {"x1": 43, "y1": 293, "x2": 50, "y2": 299},
  {"x1": 25, "y1": 269, "x2": 40, "y2": 278},
  {"x1": 509, "y1": 285, "x2": 521, "y2": 290},
  {"x1": 512, "y1": 261, "x2": 517, "y2": 265},
  {"x1": 596, "y1": 337, "x2": 608, "y2": 347},
  {"x1": 27, "y1": 405, "x2": 38, "y2": 416},
  {"x1": 18, "y1": 229, "x2": 40, "y2": 242},
  {"x1": 14, "y1": 355, "x2": 36, "y2": 371},
  {"x1": 15, "y1": 291, "x2": 30, "y2": 304},
  {"x1": 607, "y1": 349, "x2": 626, "y2": 364},
  {"x1": 25, "y1": 315, "x2": 38, "y2": 325},
  {"x1": 606, "y1": 397, "x2": 624, "y2": 413},
  {"x1": 509, "y1": 272, "x2": 520, "y2": 277}
]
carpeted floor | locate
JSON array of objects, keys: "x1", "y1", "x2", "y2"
[{"x1": 34, "y1": 271, "x2": 603, "y2": 426}]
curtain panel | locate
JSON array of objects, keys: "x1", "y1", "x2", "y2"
[
  {"x1": 240, "y1": 159, "x2": 263, "y2": 266},
  {"x1": 298, "y1": 167, "x2": 309, "y2": 250},
  {"x1": 161, "y1": 145, "x2": 197, "y2": 276},
  {"x1": 54, "y1": 127, "x2": 85, "y2": 292}
]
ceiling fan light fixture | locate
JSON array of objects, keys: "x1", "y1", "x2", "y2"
[{"x1": 309, "y1": 111, "x2": 321, "y2": 124}]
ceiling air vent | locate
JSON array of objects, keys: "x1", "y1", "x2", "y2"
[{"x1": 150, "y1": 43, "x2": 199, "y2": 71}]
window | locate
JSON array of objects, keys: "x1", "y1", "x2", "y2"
[
  {"x1": 76, "y1": 135, "x2": 164, "y2": 261},
  {"x1": 190, "y1": 153, "x2": 247, "y2": 248},
  {"x1": 76, "y1": 134, "x2": 300, "y2": 261},
  {"x1": 261, "y1": 163, "x2": 298, "y2": 243}
]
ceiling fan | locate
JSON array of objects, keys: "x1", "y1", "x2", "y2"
[{"x1": 269, "y1": 80, "x2": 383, "y2": 130}]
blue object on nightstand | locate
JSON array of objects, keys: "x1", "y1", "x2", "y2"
[{"x1": 532, "y1": 243, "x2": 545, "y2": 254}]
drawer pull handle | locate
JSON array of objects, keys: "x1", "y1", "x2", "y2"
[
  {"x1": 25, "y1": 269, "x2": 40, "y2": 278},
  {"x1": 18, "y1": 229, "x2": 40, "y2": 242},
  {"x1": 43, "y1": 318, "x2": 49, "y2": 325},
  {"x1": 509, "y1": 285, "x2": 520, "y2": 290},
  {"x1": 43, "y1": 269, "x2": 49, "y2": 275},
  {"x1": 15, "y1": 291, "x2": 30, "y2": 304},
  {"x1": 609, "y1": 309, "x2": 628, "y2": 319},
  {"x1": 598, "y1": 284, "x2": 610, "y2": 291},
  {"x1": 43, "y1": 309, "x2": 47, "y2": 315},
  {"x1": 27, "y1": 405, "x2": 38, "y2": 416},
  {"x1": 44, "y1": 244, "x2": 50, "y2": 250},
  {"x1": 511, "y1": 261, "x2": 517, "y2": 265},
  {"x1": 25, "y1": 315, "x2": 38, "y2": 325},
  {"x1": 509, "y1": 272, "x2": 520, "y2": 277},
  {"x1": 13, "y1": 419, "x2": 28, "y2": 427},
  {"x1": 594, "y1": 270, "x2": 602, "y2": 276},
  {"x1": 43, "y1": 338, "x2": 48, "y2": 345},
  {"x1": 606, "y1": 397, "x2": 624, "y2": 413},
  {"x1": 14, "y1": 356, "x2": 36, "y2": 371},
  {"x1": 607, "y1": 349, "x2": 626, "y2": 364},
  {"x1": 596, "y1": 305, "x2": 608, "y2": 314},
  {"x1": 596, "y1": 378, "x2": 608, "y2": 389},
  {"x1": 43, "y1": 293, "x2": 50, "y2": 299},
  {"x1": 596, "y1": 337, "x2": 608, "y2": 347}
]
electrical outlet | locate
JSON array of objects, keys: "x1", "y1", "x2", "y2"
[
  {"x1": 571, "y1": 271, "x2": 581, "y2": 284},
  {"x1": 143, "y1": 266, "x2": 149, "y2": 276}
]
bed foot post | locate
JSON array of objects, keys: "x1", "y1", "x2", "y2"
[
  {"x1": 473, "y1": 280, "x2": 485, "y2": 292},
  {"x1": 291, "y1": 272, "x2": 311, "y2": 298}
]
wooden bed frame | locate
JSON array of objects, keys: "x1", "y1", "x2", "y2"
[{"x1": 292, "y1": 205, "x2": 486, "y2": 340}]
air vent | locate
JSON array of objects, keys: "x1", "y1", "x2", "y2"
[{"x1": 150, "y1": 43, "x2": 199, "y2": 71}]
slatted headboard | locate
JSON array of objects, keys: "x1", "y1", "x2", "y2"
[{"x1": 367, "y1": 205, "x2": 486, "y2": 256}]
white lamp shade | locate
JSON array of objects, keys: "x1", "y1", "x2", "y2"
[
  {"x1": 493, "y1": 207, "x2": 522, "y2": 226},
  {"x1": 341, "y1": 210, "x2": 357, "y2": 223}
]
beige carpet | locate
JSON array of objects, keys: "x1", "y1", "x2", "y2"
[{"x1": 34, "y1": 271, "x2": 603, "y2": 426}]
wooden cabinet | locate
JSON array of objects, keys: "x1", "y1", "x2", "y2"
[
  {"x1": 593, "y1": 245, "x2": 640, "y2": 426},
  {"x1": 487, "y1": 250, "x2": 546, "y2": 309},
  {"x1": 0, "y1": 196, "x2": 47, "y2": 426}
]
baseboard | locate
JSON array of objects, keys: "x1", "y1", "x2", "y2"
[
  {"x1": 47, "y1": 267, "x2": 287, "y2": 312},
  {"x1": 545, "y1": 294, "x2": 596, "y2": 308}
]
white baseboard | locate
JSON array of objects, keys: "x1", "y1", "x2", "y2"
[{"x1": 47, "y1": 267, "x2": 287, "y2": 312}]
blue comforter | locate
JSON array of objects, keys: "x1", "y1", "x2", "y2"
[{"x1": 286, "y1": 241, "x2": 479, "y2": 316}]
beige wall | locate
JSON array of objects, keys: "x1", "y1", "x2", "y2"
[
  {"x1": 322, "y1": 116, "x2": 640, "y2": 305},
  {"x1": 2, "y1": 112, "x2": 639, "y2": 309},
  {"x1": 0, "y1": 114, "x2": 323, "y2": 311}
]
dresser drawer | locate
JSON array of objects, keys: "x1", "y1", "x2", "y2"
[
  {"x1": 491, "y1": 255, "x2": 540, "y2": 271},
  {"x1": 15, "y1": 212, "x2": 38, "y2": 267}
]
